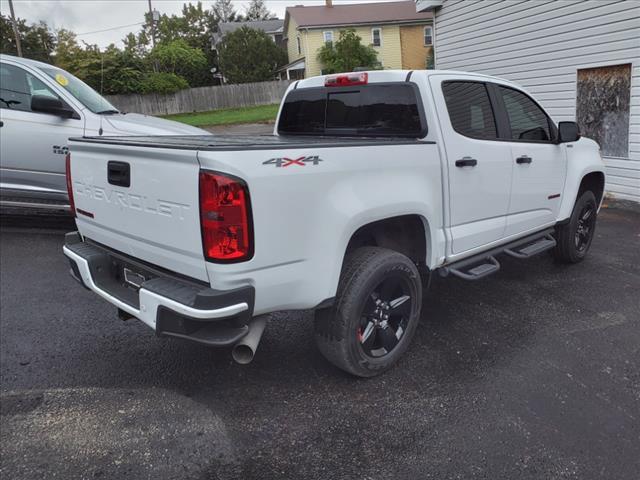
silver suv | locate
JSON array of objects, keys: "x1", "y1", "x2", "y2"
[{"x1": 0, "y1": 54, "x2": 206, "y2": 211}]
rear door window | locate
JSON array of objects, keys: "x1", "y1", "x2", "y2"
[
  {"x1": 278, "y1": 83, "x2": 426, "y2": 137},
  {"x1": 442, "y1": 81, "x2": 497, "y2": 140}
]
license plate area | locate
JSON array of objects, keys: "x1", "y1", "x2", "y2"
[
  {"x1": 92, "y1": 256, "x2": 158, "y2": 308},
  {"x1": 123, "y1": 267, "x2": 146, "y2": 290}
]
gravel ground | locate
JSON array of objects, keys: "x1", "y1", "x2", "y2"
[{"x1": 1, "y1": 207, "x2": 639, "y2": 480}]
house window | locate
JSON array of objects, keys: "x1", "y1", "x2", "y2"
[
  {"x1": 424, "y1": 26, "x2": 433, "y2": 46},
  {"x1": 371, "y1": 28, "x2": 381, "y2": 47},
  {"x1": 323, "y1": 31, "x2": 333, "y2": 44},
  {"x1": 297, "y1": 36, "x2": 302, "y2": 54}
]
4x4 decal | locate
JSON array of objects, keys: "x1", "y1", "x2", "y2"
[
  {"x1": 262, "y1": 156, "x2": 323, "y2": 168},
  {"x1": 53, "y1": 145, "x2": 69, "y2": 155}
]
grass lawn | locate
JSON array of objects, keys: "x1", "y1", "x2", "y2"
[{"x1": 164, "y1": 104, "x2": 279, "y2": 127}]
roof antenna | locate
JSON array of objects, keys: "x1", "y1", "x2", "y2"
[{"x1": 98, "y1": 51, "x2": 104, "y2": 135}]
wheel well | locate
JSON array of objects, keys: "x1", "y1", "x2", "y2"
[
  {"x1": 346, "y1": 215, "x2": 427, "y2": 266},
  {"x1": 578, "y1": 171, "x2": 605, "y2": 205}
]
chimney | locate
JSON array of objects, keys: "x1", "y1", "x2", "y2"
[{"x1": 326, "y1": 0, "x2": 333, "y2": 7}]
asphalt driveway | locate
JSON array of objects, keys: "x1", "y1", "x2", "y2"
[{"x1": 1, "y1": 207, "x2": 638, "y2": 480}]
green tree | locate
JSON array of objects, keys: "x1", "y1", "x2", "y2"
[
  {"x1": 52, "y1": 28, "x2": 83, "y2": 71},
  {"x1": 244, "y1": 0, "x2": 274, "y2": 21},
  {"x1": 212, "y1": 0, "x2": 239, "y2": 23},
  {"x1": 141, "y1": 2, "x2": 217, "y2": 85},
  {"x1": 148, "y1": 39, "x2": 208, "y2": 87},
  {"x1": 317, "y1": 29, "x2": 380, "y2": 74},
  {"x1": 426, "y1": 49, "x2": 435, "y2": 70},
  {"x1": 138, "y1": 72, "x2": 189, "y2": 94},
  {"x1": 0, "y1": 14, "x2": 56, "y2": 62},
  {"x1": 123, "y1": 31, "x2": 150, "y2": 58},
  {"x1": 217, "y1": 26, "x2": 287, "y2": 83},
  {"x1": 54, "y1": 34, "x2": 146, "y2": 95}
]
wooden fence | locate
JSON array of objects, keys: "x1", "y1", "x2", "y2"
[{"x1": 105, "y1": 80, "x2": 292, "y2": 116}]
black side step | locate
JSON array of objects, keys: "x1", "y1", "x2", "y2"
[
  {"x1": 440, "y1": 228, "x2": 555, "y2": 281},
  {"x1": 447, "y1": 255, "x2": 500, "y2": 281},
  {"x1": 504, "y1": 234, "x2": 556, "y2": 259}
]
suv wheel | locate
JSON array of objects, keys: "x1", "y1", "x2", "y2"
[
  {"x1": 553, "y1": 190, "x2": 598, "y2": 263},
  {"x1": 314, "y1": 247, "x2": 422, "y2": 377}
]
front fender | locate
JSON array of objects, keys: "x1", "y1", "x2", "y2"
[{"x1": 558, "y1": 137, "x2": 606, "y2": 220}]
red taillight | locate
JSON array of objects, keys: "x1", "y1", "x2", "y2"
[
  {"x1": 65, "y1": 153, "x2": 76, "y2": 217},
  {"x1": 325, "y1": 72, "x2": 368, "y2": 87},
  {"x1": 199, "y1": 171, "x2": 253, "y2": 262}
]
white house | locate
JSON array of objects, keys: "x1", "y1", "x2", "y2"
[{"x1": 417, "y1": 0, "x2": 640, "y2": 204}]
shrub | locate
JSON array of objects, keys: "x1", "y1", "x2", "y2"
[{"x1": 138, "y1": 72, "x2": 189, "y2": 95}]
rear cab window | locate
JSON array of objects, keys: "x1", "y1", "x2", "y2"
[{"x1": 278, "y1": 83, "x2": 427, "y2": 138}]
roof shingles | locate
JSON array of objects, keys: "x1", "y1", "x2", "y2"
[{"x1": 286, "y1": 1, "x2": 432, "y2": 28}]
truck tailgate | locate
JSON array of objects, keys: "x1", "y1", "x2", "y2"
[{"x1": 68, "y1": 141, "x2": 208, "y2": 282}]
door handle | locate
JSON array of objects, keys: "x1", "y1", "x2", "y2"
[
  {"x1": 0, "y1": 121, "x2": 3, "y2": 127},
  {"x1": 516, "y1": 155, "x2": 532, "y2": 164},
  {"x1": 108, "y1": 161, "x2": 131, "y2": 187},
  {"x1": 455, "y1": 157, "x2": 478, "y2": 167}
]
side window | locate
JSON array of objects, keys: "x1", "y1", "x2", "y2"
[
  {"x1": 27, "y1": 74, "x2": 58, "y2": 99},
  {"x1": 442, "y1": 81, "x2": 497, "y2": 140},
  {"x1": 498, "y1": 86, "x2": 551, "y2": 141},
  {"x1": 0, "y1": 63, "x2": 32, "y2": 112},
  {"x1": 0, "y1": 63, "x2": 60, "y2": 113}
]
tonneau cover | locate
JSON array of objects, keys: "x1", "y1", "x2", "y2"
[{"x1": 69, "y1": 134, "x2": 428, "y2": 151}]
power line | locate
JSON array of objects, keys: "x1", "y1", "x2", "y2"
[{"x1": 76, "y1": 22, "x2": 145, "y2": 37}]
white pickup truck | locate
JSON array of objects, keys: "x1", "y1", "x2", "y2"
[{"x1": 63, "y1": 70, "x2": 605, "y2": 377}]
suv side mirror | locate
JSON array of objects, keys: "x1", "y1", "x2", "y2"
[
  {"x1": 557, "y1": 121, "x2": 580, "y2": 143},
  {"x1": 31, "y1": 95, "x2": 75, "y2": 118}
]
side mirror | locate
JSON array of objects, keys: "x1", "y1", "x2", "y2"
[
  {"x1": 31, "y1": 95, "x2": 75, "y2": 118},
  {"x1": 557, "y1": 121, "x2": 580, "y2": 143}
]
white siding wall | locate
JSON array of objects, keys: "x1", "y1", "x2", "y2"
[{"x1": 433, "y1": 0, "x2": 640, "y2": 203}]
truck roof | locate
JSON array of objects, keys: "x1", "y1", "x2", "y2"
[
  {"x1": 295, "y1": 69, "x2": 517, "y2": 90},
  {"x1": 0, "y1": 53, "x2": 55, "y2": 70}
]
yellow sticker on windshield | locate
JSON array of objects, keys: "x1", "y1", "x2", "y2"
[{"x1": 55, "y1": 73, "x2": 69, "y2": 86}]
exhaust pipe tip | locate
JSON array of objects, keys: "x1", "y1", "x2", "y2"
[
  {"x1": 231, "y1": 315, "x2": 268, "y2": 365},
  {"x1": 232, "y1": 344, "x2": 255, "y2": 365}
]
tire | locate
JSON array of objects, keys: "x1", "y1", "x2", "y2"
[
  {"x1": 553, "y1": 190, "x2": 598, "y2": 263},
  {"x1": 314, "y1": 247, "x2": 422, "y2": 377}
]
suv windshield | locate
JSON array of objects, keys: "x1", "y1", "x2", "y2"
[
  {"x1": 278, "y1": 83, "x2": 426, "y2": 137},
  {"x1": 38, "y1": 66, "x2": 118, "y2": 114}
]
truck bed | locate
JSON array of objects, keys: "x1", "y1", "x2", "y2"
[{"x1": 70, "y1": 134, "x2": 430, "y2": 151}]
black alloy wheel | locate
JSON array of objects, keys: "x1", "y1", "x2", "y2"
[
  {"x1": 314, "y1": 247, "x2": 423, "y2": 377},
  {"x1": 575, "y1": 202, "x2": 596, "y2": 253},
  {"x1": 357, "y1": 274, "x2": 413, "y2": 358}
]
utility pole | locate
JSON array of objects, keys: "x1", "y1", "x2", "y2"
[
  {"x1": 148, "y1": 0, "x2": 157, "y2": 49},
  {"x1": 8, "y1": 0, "x2": 23, "y2": 57}
]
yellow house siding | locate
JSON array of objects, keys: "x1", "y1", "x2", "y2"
[
  {"x1": 376, "y1": 25, "x2": 402, "y2": 69},
  {"x1": 302, "y1": 25, "x2": 405, "y2": 77},
  {"x1": 303, "y1": 29, "x2": 326, "y2": 77},
  {"x1": 285, "y1": 15, "x2": 433, "y2": 78},
  {"x1": 400, "y1": 25, "x2": 433, "y2": 70},
  {"x1": 286, "y1": 17, "x2": 303, "y2": 62}
]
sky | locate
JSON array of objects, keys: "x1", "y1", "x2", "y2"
[{"x1": 0, "y1": 0, "x2": 399, "y2": 48}]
